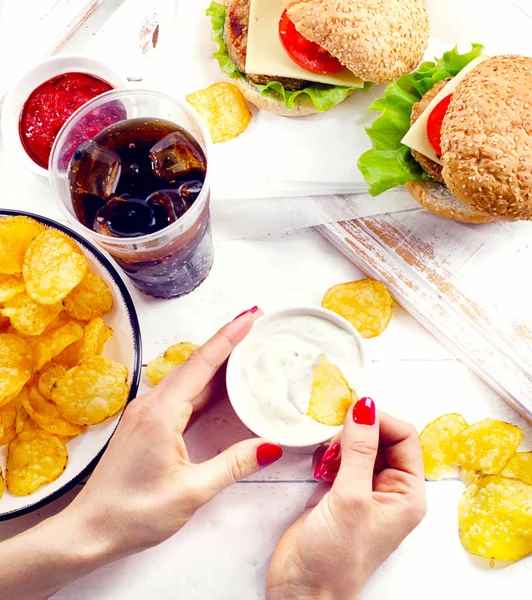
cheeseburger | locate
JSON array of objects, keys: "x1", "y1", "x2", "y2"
[
  {"x1": 207, "y1": 0, "x2": 429, "y2": 116},
  {"x1": 359, "y1": 47, "x2": 532, "y2": 223}
]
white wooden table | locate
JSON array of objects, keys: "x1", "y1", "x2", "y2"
[{"x1": 0, "y1": 2, "x2": 531, "y2": 598}]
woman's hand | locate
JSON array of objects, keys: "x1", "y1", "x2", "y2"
[
  {"x1": 266, "y1": 398, "x2": 426, "y2": 600},
  {"x1": 65, "y1": 308, "x2": 283, "y2": 560}
]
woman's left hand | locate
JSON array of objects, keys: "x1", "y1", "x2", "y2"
[{"x1": 64, "y1": 308, "x2": 282, "y2": 560}]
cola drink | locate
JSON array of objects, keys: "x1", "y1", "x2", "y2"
[{"x1": 68, "y1": 118, "x2": 212, "y2": 298}]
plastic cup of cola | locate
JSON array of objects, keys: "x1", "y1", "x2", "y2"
[{"x1": 49, "y1": 89, "x2": 213, "y2": 299}]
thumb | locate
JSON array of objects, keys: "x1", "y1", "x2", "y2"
[
  {"x1": 193, "y1": 440, "x2": 283, "y2": 502},
  {"x1": 335, "y1": 397, "x2": 379, "y2": 494}
]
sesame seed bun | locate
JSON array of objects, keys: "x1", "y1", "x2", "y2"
[
  {"x1": 404, "y1": 181, "x2": 497, "y2": 224},
  {"x1": 441, "y1": 55, "x2": 532, "y2": 221},
  {"x1": 282, "y1": 0, "x2": 429, "y2": 83},
  {"x1": 232, "y1": 77, "x2": 319, "y2": 117}
]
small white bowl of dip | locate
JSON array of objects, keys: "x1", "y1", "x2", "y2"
[{"x1": 226, "y1": 306, "x2": 368, "y2": 449}]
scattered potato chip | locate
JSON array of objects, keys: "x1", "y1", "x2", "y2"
[
  {"x1": 63, "y1": 271, "x2": 113, "y2": 321},
  {"x1": 0, "y1": 274, "x2": 25, "y2": 303},
  {"x1": 55, "y1": 317, "x2": 110, "y2": 368},
  {"x1": 52, "y1": 356, "x2": 129, "y2": 425},
  {"x1": 20, "y1": 383, "x2": 85, "y2": 438},
  {"x1": 0, "y1": 217, "x2": 43, "y2": 275},
  {"x1": 307, "y1": 354, "x2": 356, "y2": 426},
  {"x1": 459, "y1": 475, "x2": 532, "y2": 561},
  {"x1": 147, "y1": 341, "x2": 199, "y2": 385},
  {"x1": 0, "y1": 292, "x2": 63, "y2": 336},
  {"x1": 420, "y1": 413, "x2": 469, "y2": 481},
  {"x1": 322, "y1": 279, "x2": 393, "y2": 338},
  {"x1": 38, "y1": 365, "x2": 68, "y2": 401},
  {"x1": 187, "y1": 82, "x2": 251, "y2": 144},
  {"x1": 502, "y1": 453, "x2": 532, "y2": 486},
  {"x1": 0, "y1": 334, "x2": 33, "y2": 403},
  {"x1": 6, "y1": 430, "x2": 68, "y2": 496},
  {"x1": 22, "y1": 230, "x2": 87, "y2": 305},
  {"x1": 452, "y1": 419, "x2": 522, "y2": 476}
]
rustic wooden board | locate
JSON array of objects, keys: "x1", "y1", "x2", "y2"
[
  {"x1": 0, "y1": 0, "x2": 103, "y2": 101},
  {"x1": 319, "y1": 211, "x2": 532, "y2": 422}
]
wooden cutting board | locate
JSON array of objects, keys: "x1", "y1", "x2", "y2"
[{"x1": 319, "y1": 208, "x2": 532, "y2": 422}]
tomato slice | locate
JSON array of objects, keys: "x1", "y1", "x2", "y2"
[
  {"x1": 279, "y1": 10, "x2": 343, "y2": 75},
  {"x1": 426, "y1": 94, "x2": 453, "y2": 157}
]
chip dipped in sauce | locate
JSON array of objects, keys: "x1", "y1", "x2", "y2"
[{"x1": 19, "y1": 72, "x2": 113, "y2": 169}]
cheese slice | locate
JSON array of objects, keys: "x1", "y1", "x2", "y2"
[
  {"x1": 245, "y1": 0, "x2": 364, "y2": 88},
  {"x1": 402, "y1": 56, "x2": 488, "y2": 165}
]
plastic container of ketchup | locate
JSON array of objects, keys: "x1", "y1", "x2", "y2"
[
  {"x1": 1, "y1": 55, "x2": 127, "y2": 177},
  {"x1": 19, "y1": 72, "x2": 113, "y2": 169}
]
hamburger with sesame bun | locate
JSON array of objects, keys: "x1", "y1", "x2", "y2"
[
  {"x1": 359, "y1": 48, "x2": 532, "y2": 223},
  {"x1": 207, "y1": 0, "x2": 429, "y2": 117}
]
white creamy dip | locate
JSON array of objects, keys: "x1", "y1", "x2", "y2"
[{"x1": 227, "y1": 311, "x2": 366, "y2": 446}]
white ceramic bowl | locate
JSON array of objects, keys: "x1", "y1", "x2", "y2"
[
  {"x1": 1, "y1": 54, "x2": 128, "y2": 177},
  {"x1": 226, "y1": 306, "x2": 368, "y2": 449},
  {"x1": 0, "y1": 210, "x2": 142, "y2": 521}
]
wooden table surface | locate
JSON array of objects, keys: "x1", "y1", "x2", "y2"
[{"x1": 0, "y1": 2, "x2": 531, "y2": 598}]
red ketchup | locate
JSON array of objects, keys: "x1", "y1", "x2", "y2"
[{"x1": 19, "y1": 72, "x2": 113, "y2": 169}]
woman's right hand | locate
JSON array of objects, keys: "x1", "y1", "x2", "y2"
[{"x1": 266, "y1": 398, "x2": 427, "y2": 600}]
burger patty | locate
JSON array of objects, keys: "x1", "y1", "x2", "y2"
[
  {"x1": 224, "y1": 0, "x2": 311, "y2": 92},
  {"x1": 409, "y1": 79, "x2": 451, "y2": 184}
]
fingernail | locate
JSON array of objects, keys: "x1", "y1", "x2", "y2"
[
  {"x1": 257, "y1": 443, "x2": 283, "y2": 467},
  {"x1": 233, "y1": 306, "x2": 259, "y2": 321},
  {"x1": 314, "y1": 463, "x2": 339, "y2": 484},
  {"x1": 353, "y1": 397, "x2": 376, "y2": 426},
  {"x1": 322, "y1": 441, "x2": 340, "y2": 464}
]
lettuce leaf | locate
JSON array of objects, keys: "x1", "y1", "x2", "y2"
[
  {"x1": 358, "y1": 44, "x2": 484, "y2": 196},
  {"x1": 206, "y1": 1, "x2": 359, "y2": 113}
]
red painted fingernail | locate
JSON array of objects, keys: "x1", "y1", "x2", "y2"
[
  {"x1": 257, "y1": 443, "x2": 283, "y2": 467},
  {"x1": 314, "y1": 463, "x2": 339, "y2": 483},
  {"x1": 233, "y1": 306, "x2": 259, "y2": 321},
  {"x1": 353, "y1": 397, "x2": 376, "y2": 426},
  {"x1": 322, "y1": 441, "x2": 340, "y2": 464},
  {"x1": 312, "y1": 444, "x2": 328, "y2": 469}
]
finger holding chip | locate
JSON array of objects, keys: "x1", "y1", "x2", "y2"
[
  {"x1": 186, "y1": 82, "x2": 252, "y2": 144},
  {"x1": 322, "y1": 279, "x2": 393, "y2": 339}
]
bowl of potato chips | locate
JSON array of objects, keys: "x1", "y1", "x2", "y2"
[{"x1": 0, "y1": 210, "x2": 141, "y2": 520}]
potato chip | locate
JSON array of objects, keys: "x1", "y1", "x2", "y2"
[
  {"x1": 147, "y1": 341, "x2": 199, "y2": 385},
  {"x1": 23, "y1": 230, "x2": 87, "y2": 305},
  {"x1": 15, "y1": 404, "x2": 31, "y2": 433},
  {"x1": 186, "y1": 82, "x2": 251, "y2": 144},
  {"x1": 322, "y1": 279, "x2": 393, "y2": 338},
  {"x1": 38, "y1": 365, "x2": 68, "y2": 401},
  {"x1": 0, "y1": 274, "x2": 25, "y2": 303},
  {"x1": 31, "y1": 320, "x2": 84, "y2": 371},
  {"x1": 20, "y1": 383, "x2": 85, "y2": 437},
  {"x1": 458, "y1": 475, "x2": 532, "y2": 561},
  {"x1": 55, "y1": 317, "x2": 111, "y2": 368},
  {"x1": 96, "y1": 323, "x2": 113, "y2": 354},
  {"x1": 0, "y1": 314, "x2": 10, "y2": 333},
  {"x1": 6, "y1": 430, "x2": 68, "y2": 496},
  {"x1": 452, "y1": 419, "x2": 522, "y2": 476},
  {"x1": 502, "y1": 453, "x2": 532, "y2": 486},
  {"x1": 52, "y1": 356, "x2": 129, "y2": 425},
  {"x1": 307, "y1": 354, "x2": 356, "y2": 426},
  {"x1": 0, "y1": 333, "x2": 33, "y2": 403},
  {"x1": 63, "y1": 271, "x2": 113, "y2": 321},
  {"x1": 0, "y1": 426, "x2": 16, "y2": 447},
  {"x1": 420, "y1": 413, "x2": 469, "y2": 481},
  {"x1": 0, "y1": 399, "x2": 17, "y2": 432},
  {"x1": 0, "y1": 217, "x2": 43, "y2": 275},
  {"x1": 0, "y1": 292, "x2": 63, "y2": 336}
]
